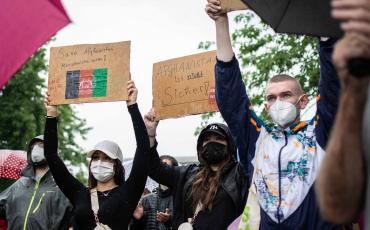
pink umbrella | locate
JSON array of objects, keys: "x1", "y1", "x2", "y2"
[
  {"x1": 0, "y1": 150, "x2": 27, "y2": 180},
  {"x1": 0, "y1": 0, "x2": 71, "y2": 90}
]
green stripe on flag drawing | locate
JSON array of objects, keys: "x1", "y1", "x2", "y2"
[{"x1": 93, "y1": 68, "x2": 108, "y2": 97}]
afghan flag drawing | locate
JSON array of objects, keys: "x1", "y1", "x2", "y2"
[{"x1": 65, "y1": 68, "x2": 108, "y2": 99}]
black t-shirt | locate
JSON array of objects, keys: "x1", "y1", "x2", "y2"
[{"x1": 44, "y1": 104, "x2": 150, "y2": 230}]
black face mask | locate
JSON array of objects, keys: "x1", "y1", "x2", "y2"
[
  {"x1": 200, "y1": 142, "x2": 228, "y2": 165},
  {"x1": 32, "y1": 159, "x2": 48, "y2": 169}
]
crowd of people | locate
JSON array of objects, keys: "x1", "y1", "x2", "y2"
[{"x1": 0, "y1": 0, "x2": 369, "y2": 229}]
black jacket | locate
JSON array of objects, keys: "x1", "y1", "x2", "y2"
[{"x1": 148, "y1": 142, "x2": 248, "y2": 230}]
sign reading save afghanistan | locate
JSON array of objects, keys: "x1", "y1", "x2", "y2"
[
  {"x1": 48, "y1": 41, "x2": 130, "y2": 105},
  {"x1": 152, "y1": 50, "x2": 218, "y2": 120}
]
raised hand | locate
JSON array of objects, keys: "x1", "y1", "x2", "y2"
[
  {"x1": 333, "y1": 33, "x2": 370, "y2": 83},
  {"x1": 205, "y1": 0, "x2": 226, "y2": 21},
  {"x1": 44, "y1": 91, "x2": 58, "y2": 117},
  {"x1": 156, "y1": 209, "x2": 171, "y2": 223},
  {"x1": 332, "y1": 0, "x2": 370, "y2": 36},
  {"x1": 127, "y1": 80, "x2": 138, "y2": 106},
  {"x1": 132, "y1": 202, "x2": 144, "y2": 220},
  {"x1": 144, "y1": 108, "x2": 159, "y2": 138}
]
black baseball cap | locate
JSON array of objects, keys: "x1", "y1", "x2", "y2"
[
  {"x1": 197, "y1": 123, "x2": 228, "y2": 151},
  {"x1": 200, "y1": 124, "x2": 227, "y2": 139}
]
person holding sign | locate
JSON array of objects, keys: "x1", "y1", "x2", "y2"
[
  {"x1": 205, "y1": 0, "x2": 340, "y2": 229},
  {"x1": 43, "y1": 80, "x2": 150, "y2": 230},
  {"x1": 144, "y1": 109, "x2": 248, "y2": 230},
  {"x1": 316, "y1": 0, "x2": 370, "y2": 228}
]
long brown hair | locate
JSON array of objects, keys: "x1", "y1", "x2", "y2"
[
  {"x1": 191, "y1": 154, "x2": 231, "y2": 211},
  {"x1": 88, "y1": 159, "x2": 125, "y2": 189}
]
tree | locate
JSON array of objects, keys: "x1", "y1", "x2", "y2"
[
  {"x1": 196, "y1": 12, "x2": 320, "y2": 134},
  {"x1": 0, "y1": 46, "x2": 91, "y2": 183}
]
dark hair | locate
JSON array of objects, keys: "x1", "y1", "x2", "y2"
[
  {"x1": 268, "y1": 74, "x2": 303, "y2": 94},
  {"x1": 159, "y1": 155, "x2": 179, "y2": 166},
  {"x1": 191, "y1": 123, "x2": 235, "y2": 211},
  {"x1": 191, "y1": 153, "x2": 232, "y2": 212},
  {"x1": 88, "y1": 159, "x2": 125, "y2": 189}
]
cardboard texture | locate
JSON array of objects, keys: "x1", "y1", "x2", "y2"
[
  {"x1": 153, "y1": 50, "x2": 218, "y2": 120},
  {"x1": 48, "y1": 41, "x2": 130, "y2": 105},
  {"x1": 221, "y1": 0, "x2": 248, "y2": 12}
]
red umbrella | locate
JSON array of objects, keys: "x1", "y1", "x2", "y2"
[
  {"x1": 0, "y1": 150, "x2": 27, "y2": 180},
  {"x1": 0, "y1": 0, "x2": 71, "y2": 90},
  {"x1": 0, "y1": 150, "x2": 27, "y2": 230}
]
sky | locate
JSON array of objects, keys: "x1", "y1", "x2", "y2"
[
  {"x1": 46, "y1": 0, "x2": 243, "y2": 159},
  {"x1": 46, "y1": 0, "x2": 317, "y2": 161}
]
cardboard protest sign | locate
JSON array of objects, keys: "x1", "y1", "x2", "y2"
[
  {"x1": 152, "y1": 50, "x2": 218, "y2": 120},
  {"x1": 48, "y1": 41, "x2": 130, "y2": 105},
  {"x1": 221, "y1": 0, "x2": 248, "y2": 13}
]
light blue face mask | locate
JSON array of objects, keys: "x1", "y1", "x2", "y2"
[{"x1": 31, "y1": 145, "x2": 45, "y2": 162}]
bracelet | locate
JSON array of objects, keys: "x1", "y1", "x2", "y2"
[{"x1": 148, "y1": 135, "x2": 156, "y2": 138}]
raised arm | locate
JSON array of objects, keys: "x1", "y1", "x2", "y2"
[
  {"x1": 316, "y1": 0, "x2": 370, "y2": 220},
  {"x1": 144, "y1": 109, "x2": 178, "y2": 188},
  {"x1": 43, "y1": 93, "x2": 84, "y2": 204},
  {"x1": 316, "y1": 34, "x2": 370, "y2": 223},
  {"x1": 315, "y1": 38, "x2": 341, "y2": 148},
  {"x1": 123, "y1": 81, "x2": 150, "y2": 203},
  {"x1": 206, "y1": 0, "x2": 234, "y2": 62},
  {"x1": 206, "y1": 1, "x2": 260, "y2": 180}
]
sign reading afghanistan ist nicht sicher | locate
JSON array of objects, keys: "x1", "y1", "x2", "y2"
[{"x1": 152, "y1": 50, "x2": 218, "y2": 120}]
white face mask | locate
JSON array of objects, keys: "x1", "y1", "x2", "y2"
[
  {"x1": 90, "y1": 160, "x2": 115, "y2": 183},
  {"x1": 160, "y1": 184, "x2": 169, "y2": 191},
  {"x1": 31, "y1": 145, "x2": 45, "y2": 162},
  {"x1": 268, "y1": 99, "x2": 300, "y2": 128}
]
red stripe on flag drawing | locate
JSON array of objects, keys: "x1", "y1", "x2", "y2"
[{"x1": 79, "y1": 69, "x2": 93, "y2": 98}]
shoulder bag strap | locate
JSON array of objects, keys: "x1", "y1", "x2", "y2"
[{"x1": 90, "y1": 188, "x2": 101, "y2": 224}]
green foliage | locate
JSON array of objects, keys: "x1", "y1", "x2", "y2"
[
  {"x1": 197, "y1": 12, "x2": 320, "y2": 132},
  {"x1": 198, "y1": 41, "x2": 215, "y2": 50},
  {"x1": 233, "y1": 13, "x2": 319, "y2": 107},
  {"x1": 0, "y1": 47, "x2": 90, "y2": 184},
  {"x1": 0, "y1": 49, "x2": 46, "y2": 147}
]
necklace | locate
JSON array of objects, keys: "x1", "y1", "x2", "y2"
[
  {"x1": 102, "y1": 191, "x2": 110, "y2": 197},
  {"x1": 97, "y1": 185, "x2": 117, "y2": 197},
  {"x1": 99, "y1": 190, "x2": 111, "y2": 197}
]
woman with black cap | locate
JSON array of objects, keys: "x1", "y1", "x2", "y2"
[
  {"x1": 43, "y1": 80, "x2": 150, "y2": 230},
  {"x1": 144, "y1": 109, "x2": 248, "y2": 230}
]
